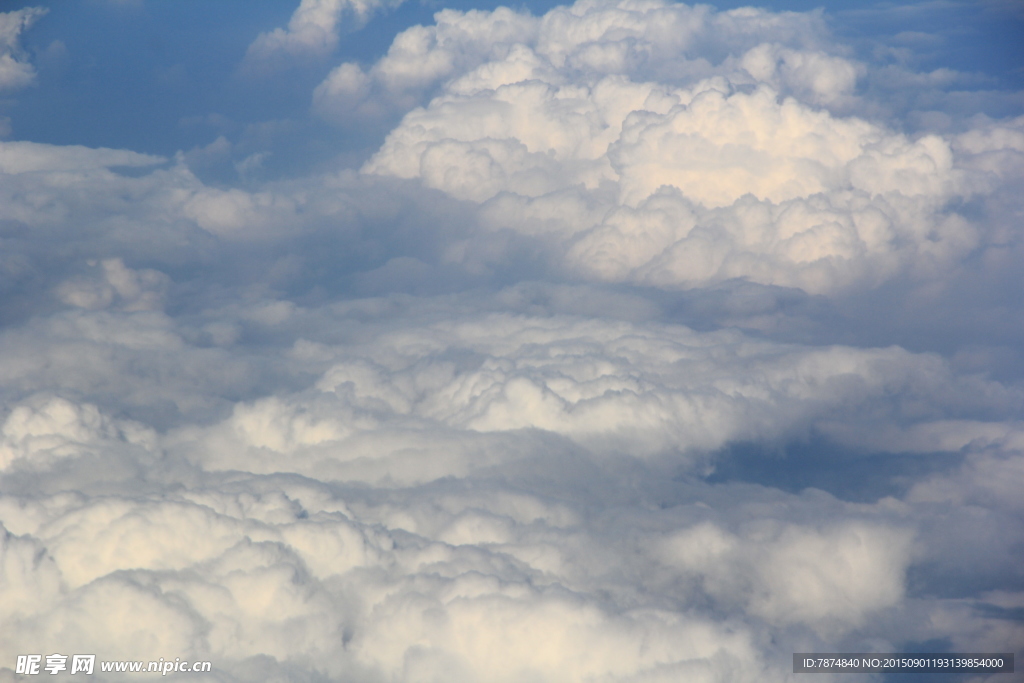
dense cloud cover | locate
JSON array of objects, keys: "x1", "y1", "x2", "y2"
[{"x1": 0, "y1": 1, "x2": 1022, "y2": 682}]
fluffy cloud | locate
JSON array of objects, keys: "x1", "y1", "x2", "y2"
[
  {"x1": 0, "y1": 7, "x2": 46, "y2": 92},
  {"x1": 661, "y1": 520, "x2": 913, "y2": 628},
  {"x1": 2, "y1": 292, "x2": 1021, "y2": 678},
  {"x1": 0, "y1": 0, "x2": 1022, "y2": 681},
  {"x1": 167, "y1": 311, "x2": 1022, "y2": 485},
  {"x1": 0, "y1": 395, "x2": 156, "y2": 471},
  {"x1": 314, "y1": 1, "x2": 844, "y2": 124},
  {"x1": 244, "y1": 0, "x2": 406, "y2": 72},
  {"x1": 2, "y1": 404, "x2": 1019, "y2": 680},
  {"x1": 334, "y1": 0, "x2": 1022, "y2": 294}
]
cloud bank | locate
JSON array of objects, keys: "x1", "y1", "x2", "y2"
[{"x1": 1, "y1": 2, "x2": 1022, "y2": 682}]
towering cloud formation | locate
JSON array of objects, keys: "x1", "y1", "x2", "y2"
[
  {"x1": 1, "y1": 1, "x2": 1023, "y2": 682},
  {"x1": 333, "y1": 0, "x2": 1014, "y2": 294}
]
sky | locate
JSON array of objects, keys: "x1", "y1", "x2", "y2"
[{"x1": 0, "y1": 0, "x2": 1022, "y2": 681}]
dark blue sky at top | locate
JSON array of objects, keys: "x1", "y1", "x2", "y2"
[{"x1": 3, "y1": 0, "x2": 1022, "y2": 171}]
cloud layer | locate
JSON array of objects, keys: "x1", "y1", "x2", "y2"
[
  {"x1": 1, "y1": 2, "x2": 1022, "y2": 682},
  {"x1": 1, "y1": 291, "x2": 1021, "y2": 680}
]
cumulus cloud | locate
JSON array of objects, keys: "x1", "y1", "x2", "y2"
[
  {"x1": 0, "y1": 7, "x2": 46, "y2": 92},
  {"x1": 328, "y1": 0, "x2": 1021, "y2": 294},
  {"x1": 314, "y1": 1, "x2": 845, "y2": 125},
  {"x1": 164, "y1": 311, "x2": 1022, "y2": 485},
  {"x1": 1, "y1": 0, "x2": 1023, "y2": 681},
  {"x1": 661, "y1": 520, "x2": 914, "y2": 629},
  {"x1": 244, "y1": 0, "x2": 406, "y2": 72},
  {"x1": 2, "y1": 291, "x2": 1022, "y2": 679}
]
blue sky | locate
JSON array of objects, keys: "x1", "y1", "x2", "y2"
[{"x1": 0, "y1": 1, "x2": 1022, "y2": 681}]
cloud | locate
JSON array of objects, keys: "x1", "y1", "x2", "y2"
[
  {"x1": 0, "y1": 7, "x2": 46, "y2": 92},
  {"x1": 244, "y1": 0, "x2": 406, "y2": 73},
  {"x1": 1, "y1": 1, "x2": 1023, "y2": 680},
  {"x1": 2, "y1": 283, "x2": 1020, "y2": 675},
  {"x1": 345, "y1": 0, "x2": 1023, "y2": 295},
  {"x1": 0, "y1": 395, "x2": 156, "y2": 472},
  {"x1": 0, "y1": 139, "x2": 162, "y2": 175},
  {"x1": 157, "y1": 310, "x2": 1022, "y2": 488},
  {"x1": 312, "y1": 7, "x2": 539, "y2": 124},
  {"x1": 662, "y1": 520, "x2": 914, "y2": 630},
  {"x1": 2, "y1": 382, "x2": 1019, "y2": 678},
  {"x1": 54, "y1": 258, "x2": 169, "y2": 312},
  {"x1": 313, "y1": 1, "x2": 844, "y2": 125}
]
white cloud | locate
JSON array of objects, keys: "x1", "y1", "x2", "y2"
[
  {"x1": 1, "y1": 1, "x2": 1022, "y2": 680},
  {"x1": 0, "y1": 524, "x2": 63, "y2": 619},
  {"x1": 662, "y1": 520, "x2": 913, "y2": 629},
  {"x1": 313, "y1": 1, "x2": 846, "y2": 126},
  {"x1": 1, "y1": 328, "x2": 1021, "y2": 678},
  {"x1": 341, "y1": 0, "x2": 1022, "y2": 294},
  {"x1": 740, "y1": 43, "x2": 861, "y2": 106},
  {"x1": 55, "y1": 258, "x2": 169, "y2": 312},
  {"x1": 0, "y1": 140, "x2": 162, "y2": 174},
  {"x1": 0, "y1": 395, "x2": 156, "y2": 471},
  {"x1": 244, "y1": 0, "x2": 406, "y2": 73},
  {"x1": 907, "y1": 447, "x2": 1024, "y2": 512},
  {"x1": 313, "y1": 7, "x2": 539, "y2": 123},
  {"x1": 2, "y1": 379, "x2": 1017, "y2": 678},
  {"x1": 0, "y1": 7, "x2": 46, "y2": 92},
  {"x1": 0, "y1": 138, "x2": 296, "y2": 249}
]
